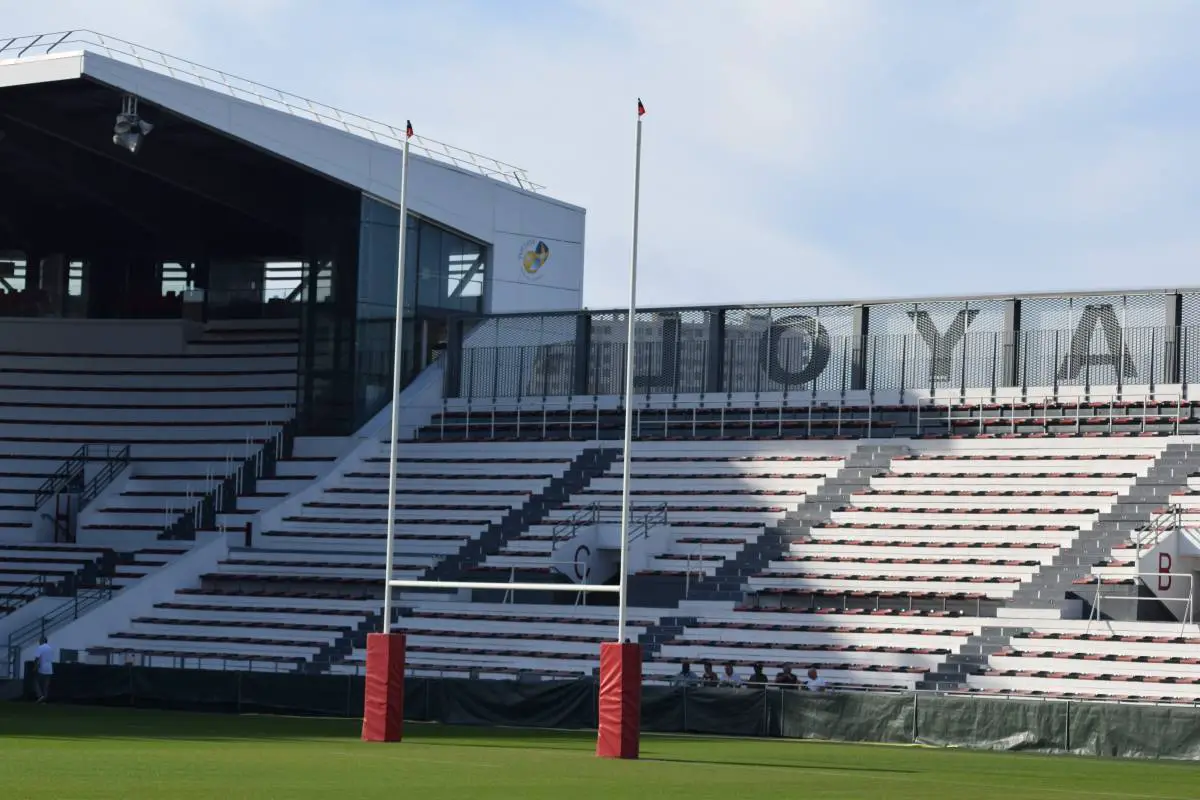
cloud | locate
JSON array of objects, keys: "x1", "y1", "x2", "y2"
[{"x1": 4, "y1": 0, "x2": 1200, "y2": 309}]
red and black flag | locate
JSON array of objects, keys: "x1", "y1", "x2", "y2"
[
  {"x1": 405, "y1": 120, "x2": 414, "y2": 139},
  {"x1": 637, "y1": 99, "x2": 645, "y2": 117}
]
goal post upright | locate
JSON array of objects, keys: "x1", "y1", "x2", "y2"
[
  {"x1": 597, "y1": 98, "x2": 647, "y2": 761},
  {"x1": 363, "y1": 119, "x2": 414, "y2": 744}
]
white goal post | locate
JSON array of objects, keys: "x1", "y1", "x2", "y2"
[{"x1": 379, "y1": 107, "x2": 647, "y2": 646}]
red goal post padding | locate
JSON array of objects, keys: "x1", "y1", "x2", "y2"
[
  {"x1": 596, "y1": 641, "x2": 641, "y2": 759},
  {"x1": 362, "y1": 632, "x2": 405, "y2": 742}
]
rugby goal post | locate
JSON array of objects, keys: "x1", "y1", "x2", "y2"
[{"x1": 364, "y1": 103, "x2": 648, "y2": 761}]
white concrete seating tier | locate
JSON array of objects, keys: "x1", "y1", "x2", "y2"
[
  {"x1": 330, "y1": 601, "x2": 660, "y2": 679},
  {"x1": 488, "y1": 441, "x2": 852, "y2": 577},
  {"x1": 0, "y1": 543, "x2": 110, "y2": 602},
  {"x1": 748, "y1": 440, "x2": 1164, "y2": 606},
  {"x1": 642, "y1": 602, "x2": 989, "y2": 689},
  {"x1": 260, "y1": 441, "x2": 588, "y2": 560},
  {"x1": 966, "y1": 618, "x2": 1200, "y2": 702},
  {"x1": 86, "y1": 593, "x2": 379, "y2": 672},
  {"x1": 0, "y1": 323, "x2": 299, "y2": 547},
  {"x1": 109, "y1": 546, "x2": 191, "y2": 590},
  {"x1": 205, "y1": 548, "x2": 432, "y2": 586}
]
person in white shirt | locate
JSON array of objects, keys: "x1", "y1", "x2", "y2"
[
  {"x1": 719, "y1": 662, "x2": 743, "y2": 688},
  {"x1": 805, "y1": 667, "x2": 829, "y2": 693},
  {"x1": 33, "y1": 637, "x2": 54, "y2": 703}
]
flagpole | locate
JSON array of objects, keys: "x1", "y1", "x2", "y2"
[
  {"x1": 382, "y1": 121, "x2": 413, "y2": 635},
  {"x1": 617, "y1": 101, "x2": 645, "y2": 645}
]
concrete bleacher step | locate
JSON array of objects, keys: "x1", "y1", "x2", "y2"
[
  {"x1": 1007, "y1": 442, "x2": 1200, "y2": 611},
  {"x1": 919, "y1": 624, "x2": 1023, "y2": 690},
  {"x1": 684, "y1": 443, "x2": 909, "y2": 604}
]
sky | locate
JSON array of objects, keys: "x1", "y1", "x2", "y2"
[{"x1": 3, "y1": 0, "x2": 1200, "y2": 310}]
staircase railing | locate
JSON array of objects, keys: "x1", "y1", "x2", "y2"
[
  {"x1": 4, "y1": 579, "x2": 114, "y2": 679},
  {"x1": 0, "y1": 574, "x2": 50, "y2": 613},
  {"x1": 33, "y1": 445, "x2": 88, "y2": 508},
  {"x1": 161, "y1": 416, "x2": 296, "y2": 541},
  {"x1": 628, "y1": 503, "x2": 670, "y2": 543},
  {"x1": 1133, "y1": 504, "x2": 1182, "y2": 563},
  {"x1": 551, "y1": 503, "x2": 599, "y2": 548},
  {"x1": 80, "y1": 445, "x2": 132, "y2": 508},
  {"x1": 33, "y1": 444, "x2": 132, "y2": 511}
]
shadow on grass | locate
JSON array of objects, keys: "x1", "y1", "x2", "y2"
[{"x1": 0, "y1": 702, "x2": 597, "y2": 747}]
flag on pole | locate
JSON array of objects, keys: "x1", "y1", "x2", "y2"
[
  {"x1": 637, "y1": 99, "x2": 645, "y2": 117},
  {"x1": 405, "y1": 120, "x2": 414, "y2": 138}
]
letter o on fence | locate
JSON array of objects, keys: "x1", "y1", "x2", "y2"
[{"x1": 759, "y1": 315, "x2": 830, "y2": 387}]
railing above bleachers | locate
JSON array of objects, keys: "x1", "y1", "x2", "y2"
[
  {"x1": 423, "y1": 392, "x2": 1200, "y2": 441},
  {"x1": 446, "y1": 296, "x2": 1200, "y2": 404},
  {"x1": 0, "y1": 30, "x2": 542, "y2": 192}
]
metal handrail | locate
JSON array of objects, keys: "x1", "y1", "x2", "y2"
[
  {"x1": 1085, "y1": 571, "x2": 1195, "y2": 636},
  {"x1": 33, "y1": 444, "x2": 132, "y2": 510},
  {"x1": 1133, "y1": 505, "x2": 1182, "y2": 563},
  {"x1": 33, "y1": 445, "x2": 88, "y2": 508},
  {"x1": 551, "y1": 503, "x2": 599, "y2": 548},
  {"x1": 5, "y1": 579, "x2": 114, "y2": 678},
  {"x1": 0, "y1": 30, "x2": 543, "y2": 191},
  {"x1": 80, "y1": 445, "x2": 131, "y2": 508},
  {"x1": 0, "y1": 574, "x2": 47, "y2": 610},
  {"x1": 628, "y1": 502, "x2": 669, "y2": 543},
  {"x1": 915, "y1": 392, "x2": 1186, "y2": 437}
]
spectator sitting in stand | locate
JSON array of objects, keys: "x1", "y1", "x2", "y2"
[
  {"x1": 719, "y1": 662, "x2": 743, "y2": 688},
  {"x1": 700, "y1": 662, "x2": 719, "y2": 686},
  {"x1": 746, "y1": 663, "x2": 769, "y2": 687},
  {"x1": 805, "y1": 667, "x2": 829, "y2": 692},
  {"x1": 775, "y1": 664, "x2": 799, "y2": 687},
  {"x1": 670, "y1": 660, "x2": 700, "y2": 687}
]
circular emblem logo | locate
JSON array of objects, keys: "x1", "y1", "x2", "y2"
[
  {"x1": 574, "y1": 545, "x2": 591, "y2": 581},
  {"x1": 519, "y1": 239, "x2": 551, "y2": 280}
]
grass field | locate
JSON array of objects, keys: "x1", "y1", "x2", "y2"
[{"x1": 1, "y1": 704, "x2": 1198, "y2": 800}]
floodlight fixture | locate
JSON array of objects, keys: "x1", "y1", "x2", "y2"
[{"x1": 113, "y1": 95, "x2": 153, "y2": 154}]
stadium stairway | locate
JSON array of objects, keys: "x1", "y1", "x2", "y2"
[
  {"x1": 672, "y1": 443, "x2": 911, "y2": 604},
  {"x1": 435, "y1": 445, "x2": 620, "y2": 587},
  {"x1": 310, "y1": 445, "x2": 621, "y2": 667},
  {"x1": 916, "y1": 442, "x2": 1200, "y2": 691}
]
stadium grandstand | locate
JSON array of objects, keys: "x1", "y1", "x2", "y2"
[{"x1": 4, "y1": 29, "x2": 1200, "y2": 732}]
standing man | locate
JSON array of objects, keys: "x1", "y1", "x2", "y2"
[{"x1": 33, "y1": 637, "x2": 53, "y2": 703}]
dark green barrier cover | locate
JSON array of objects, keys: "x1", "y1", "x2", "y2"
[
  {"x1": 431, "y1": 677, "x2": 596, "y2": 730},
  {"x1": 1067, "y1": 702, "x2": 1200, "y2": 760},
  {"x1": 23, "y1": 663, "x2": 1200, "y2": 762},
  {"x1": 782, "y1": 690, "x2": 915, "y2": 744},
  {"x1": 683, "y1": 687, "x2": 768, "y2": 737},
  {"x1": 130, "y1": 667, "x2": 240, "y2": 713},
  {"x1": 639, "y1": 685, "x2": 684, "y2": 733},
  {"x1": 915, "y1": 695, "x2": 1067, "y2": 752},
  {"x1": 238, "y1": 672, "x2": 358, "y2": 718}
]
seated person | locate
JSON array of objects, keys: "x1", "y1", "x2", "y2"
[
  {"x1": 805, "y1": 667, "x2": 829, "y2": 692},
  {"x1": 775, "y1": 664, "x2": 799, "y2": 687},
  {"x1": 670, "y1": 660, "x2": 700, "y2": 687},
  {"x1": 700, "y1": 662, "x2": 719, "y2": 686},
  {"x1": 746, "y1": 663, "x2": 769, "y2": 687},
  {"x1": 719, "y1": 662, "x2": 743, "y2": 688}
]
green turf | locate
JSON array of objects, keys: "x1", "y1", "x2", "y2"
[{"x1": 1, "y1": 704, "x2": 1197, "y2": 800}]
